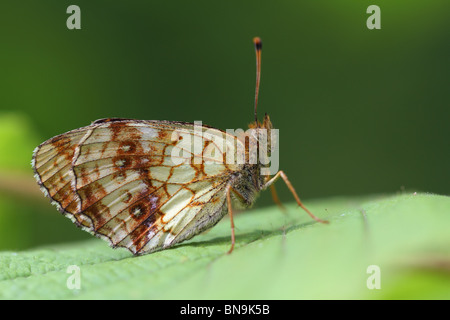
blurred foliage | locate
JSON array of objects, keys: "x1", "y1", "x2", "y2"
[
  {"x1": 0, "y1": 193, "x2": 449, "y2": 299},
  {"x1": 0, "y1": 114, "x2": 38, "y2": 170},
  {"x1": 0, "y1": 113, "x2": 91, "y2": 251}
]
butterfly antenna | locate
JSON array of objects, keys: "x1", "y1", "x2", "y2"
[{"x1": 253, "y1": 37, "x2": 262, "y2": 127}]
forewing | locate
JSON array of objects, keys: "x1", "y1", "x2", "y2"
[{"x1": 32, "y1": 119, "x2": 244, "y2": 255}]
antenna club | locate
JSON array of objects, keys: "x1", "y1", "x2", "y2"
[{"x1": 253, "y1": 37, "x2": 262, "y2": 50}]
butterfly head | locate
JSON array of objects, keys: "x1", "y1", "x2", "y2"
[
  {"x1": 249, "y1": 113, "x2": 273, "y2": 131},
  {"x1": 248, "y1": 113, "x2": 274, "y2": 154},
  {"x1": 247, "y1": 113, "x2": 276, "y2": 180}
]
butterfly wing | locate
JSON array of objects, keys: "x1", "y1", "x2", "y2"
[{"x1": 32, "y1": 119, "x2": 245, "y2": 255}]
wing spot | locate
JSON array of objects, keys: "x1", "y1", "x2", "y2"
[
  {"x1": 113, "y1": 157, "x2": 131, "y2": 169},
  {"x1": 130, "y1": 204, "x2": 145, "y2": 217},
  {"x1": 119, "y1": 141, "x2": 137, "y2": 153},
  {"x1": 113, "y1": 170, "x2": 127, "y2": 182},
  {"x1": 124, "y1": 191, "x2": 132, "y2": 203},
  {"x1": 116, "y1": 159, "x2": 125, "y2": 167}
]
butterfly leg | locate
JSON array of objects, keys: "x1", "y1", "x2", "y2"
[
  {"x1": 269, "y1": 184, "x2": 286, "y2": 212},
  {"x1": 225, "y1": 184, "x2": 236, "y2": 254},
  {"x1": 264, "y1": 171, "x2": 328, "y2": 224}
]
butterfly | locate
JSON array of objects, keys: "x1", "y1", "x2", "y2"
[{"x1": 32, "y1": 37, "x2": 328, "y2": 256}]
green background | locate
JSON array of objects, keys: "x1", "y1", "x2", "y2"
[{"x1": 0, "y1": 0, "x2": 449, "y2": 299}]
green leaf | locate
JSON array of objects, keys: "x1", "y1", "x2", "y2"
[{"x1": 0, "y1": 193, "x2": 449, "y2": 299}]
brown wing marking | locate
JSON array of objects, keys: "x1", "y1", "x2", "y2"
[
  {"x1": 137, "y1": 167, "x2": 231, "y2": 253},
  {"x1": 118, "y1": 178, "x2": 229, "y2": 254},
  {"x1": 32, "y1": 128, "x2": 94, "y2": 228}
]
